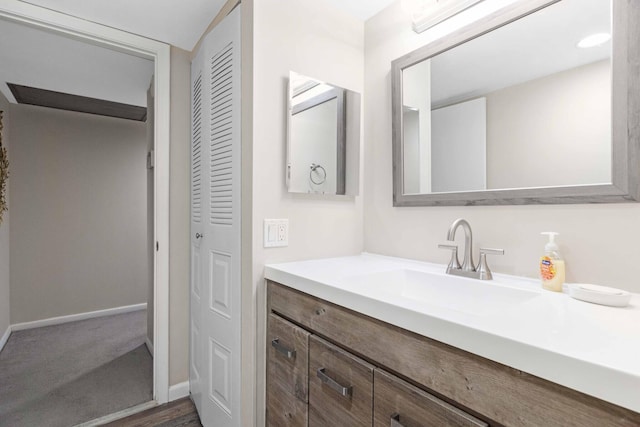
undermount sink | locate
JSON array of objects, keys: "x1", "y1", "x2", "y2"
[{"x1": 342, "y1": 269, "x2": 540, "y2": 316}]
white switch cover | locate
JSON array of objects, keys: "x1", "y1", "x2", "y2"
[{"x1": 264, "y1": 219, "x2": 289, "y2": 248}]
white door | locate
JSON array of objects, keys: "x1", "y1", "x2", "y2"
[
  {"x1": 190, "y1": 5, "x2": 241, "y2": 427},
  {"x1": 190, "y1": 44, "x2": 205, "y2": 413}
]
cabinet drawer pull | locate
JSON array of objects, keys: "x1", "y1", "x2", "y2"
[
  {"x1": 317, "y1": 368, "x2": 353, "y2": 397},
  {"x1": 271, "y1": 338, "x2": 296, "y2": 359},
  {"x1": 390, "y1": 413, "x2": 406, "y2": 427}
]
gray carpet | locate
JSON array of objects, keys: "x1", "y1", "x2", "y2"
[{"x1": 0, "y1": 310, "x2": 153, "y2": 427}]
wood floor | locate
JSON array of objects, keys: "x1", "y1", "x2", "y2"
[{"x1": 102, "y1": 397, "x2": 202, "y2": 427}]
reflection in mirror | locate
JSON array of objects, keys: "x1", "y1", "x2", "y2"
[
  {"x1": 287, "y1": 72, "x2": 360, "y2": 195},
  {"x1": 399, "y1": 0, "x2": 613, "y2": 196},
  {"x1": 402, "y1": 0, "x2": 611, "y2": 194}
]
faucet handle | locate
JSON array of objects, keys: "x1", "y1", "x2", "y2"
[
  {"x1": 438, "y1": 244, "x2": 461, "y2": 272},
  {"x1": 479, "y1": 248, "x2": 504, "y2": 256},
  {"x1": 477, "y1": 248, "x2": 504, "y2": 280}
]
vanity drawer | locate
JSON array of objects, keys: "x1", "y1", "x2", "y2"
[
  {"x1": 374, "y1": 369, "x2": 487, "y2": 427},
  {"x1": 267, "y1": 313, "x2": 310, "y2": 402},
  {"x1": 309, "y1": 335, "x2": 374, "y2": 427}
]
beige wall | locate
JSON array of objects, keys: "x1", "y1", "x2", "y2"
[
  {"x1": 9, "y1": 104, "x2": 148, "y2": 323},
  {"x1": 168, "y1": 46, "x2": 191, "y2": 386},
  {"x1": 252, "y1": 1, "x2": 365, "y2": 425},
  {"x1": 364, "y1": 1, "x2": 640, "y2": 293},
  {"x1": 487, "y1": 60, "x2": 611, "y2": 189},
  {"x1": 252, "y1": 0, "x2": 364, "y2": 276},
  {"x1": 0, "y1": 91, "x2": 10, "y2": 338}
]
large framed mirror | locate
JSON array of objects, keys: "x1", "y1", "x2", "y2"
[
  {"x1": 287, "y1": 72, "x2": 361, "y2": 196},
  {"x1": 392, "y1": 0, "x2": 640, "y2": 206}
]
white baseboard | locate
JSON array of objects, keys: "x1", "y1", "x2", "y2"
[
  {"x1": 168, "y1": 381, "x2": 190, "y2": 401},
  {"x1": 11, "y1": 303, "x2": 148, "y2": 332},
  {"x1": 145, "y1": 336, "x2": 154, "y2": 356},
  {"x1": 0, "y1": 325, "x2": 11, "y2": 353},
  {"x1": 74, "y1": 400, "x2": 157, "y2": 427}
]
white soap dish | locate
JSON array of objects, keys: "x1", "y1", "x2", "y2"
[{"x1": 568, "y1": 283, "x2": 631, "y2": 307}]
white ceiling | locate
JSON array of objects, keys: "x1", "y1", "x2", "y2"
[
  {"x1": 0, "y1": 18, "x2": 154, "y2": 107},
  {"x1": 21, "y1": 0, "x2": 392, "y2": 50},
  {"x1": 22, "y1": 0, "x2": 227, "y2": 51},
  {"x1": 320, "y1": 0, "x2": 395, "y2": 21},
  {"x1": 0, "y1": 0, "x2": 380, "y2": 110}
]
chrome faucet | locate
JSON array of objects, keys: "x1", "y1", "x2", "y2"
[
  {"x1": 447, "y1": 219, "x2": 474, "y2": 272},
  {"x1": 438, "y1": 218, "x2": 504, "y2": 280}
]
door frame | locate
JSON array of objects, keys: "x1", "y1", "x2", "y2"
[{"x1": 0, "y1": 0, "x2": 171, "y2": 403}]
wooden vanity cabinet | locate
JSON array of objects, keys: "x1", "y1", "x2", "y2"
[{"x1": 266, "y1": 280, "x2": 640, "y2": 427}]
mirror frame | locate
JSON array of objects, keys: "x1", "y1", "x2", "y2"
[{"x1": 392, "y1": 0, "x2": 640, "y2": 206}]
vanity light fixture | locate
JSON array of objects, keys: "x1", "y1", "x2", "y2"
[
  {"x1": 577, "y1": 32, "x2": 611, "y2": 48},
  {"x1": 405, "y1": 0, "x2": 484, "y2": 34}
]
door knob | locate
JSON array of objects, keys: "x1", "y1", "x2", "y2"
[{"x1": 195, "y1": 233, "x2": 203, "y2": 239}]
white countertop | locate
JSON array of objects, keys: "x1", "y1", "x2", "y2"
[{"x1": 264, "y1": 253, "x2": 640, "y2": 413}]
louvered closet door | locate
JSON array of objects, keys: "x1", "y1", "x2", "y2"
[
  {"x1": 190, "y1": 5, "x2": 241, "y2": 427},
  {"x1": 190, "y1": 45, "x2": 205, "y2": 414}
]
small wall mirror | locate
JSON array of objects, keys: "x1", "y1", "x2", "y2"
[
  {"x1": 287, "y1": 72, "x2": 360, "y2": 195},
  {"x1": 392, "y1": 0, "x2": 640, "y2": 205}
]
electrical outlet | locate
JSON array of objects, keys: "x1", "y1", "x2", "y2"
[
  {"x1": 264, "y1": 219, "x2": 288, "y2": 248},
  {"x1": 277, "y1": 223, "x2": 287, "y2": 242}
]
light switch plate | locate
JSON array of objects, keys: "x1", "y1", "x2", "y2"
[{"x1": 264, "y1": 219, "x2": 289, "y2": 248}]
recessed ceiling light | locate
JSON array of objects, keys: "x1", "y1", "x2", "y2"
[{"x1": 577, "y1": 33, "x2": 611, "y2": 48}]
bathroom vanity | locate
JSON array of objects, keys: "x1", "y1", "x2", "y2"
[{"x1": 264, "y1": 255, "x2": 640, "y2": 427}]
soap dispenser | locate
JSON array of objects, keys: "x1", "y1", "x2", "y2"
[{"x1": 540, "y1": 232, "x2": 565, "y2": 292}]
